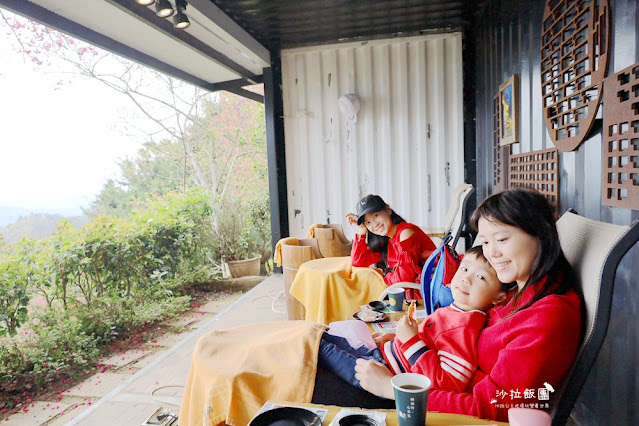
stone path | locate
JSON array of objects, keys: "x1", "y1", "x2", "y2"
[{"x1": 3, "y1": 276, "x2": 265, "y2": 425}]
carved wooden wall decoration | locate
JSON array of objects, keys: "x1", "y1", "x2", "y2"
[
  {"x1": 493, "y1": 95, "x2": 510, "y2": 193},
  {"x1": 602, "y1": 62, "x2": 639, "y2": 210},
  {"x1": 509, "y1": 148, "x2": 559, "y2": 211},
  {"x1": 541, "y1": 0, "x2": 610, "y2": 151}
]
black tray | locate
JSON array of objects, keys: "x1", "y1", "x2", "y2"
[{"x1": 249, "y1": 407, "x2": 322, "y2": 426}]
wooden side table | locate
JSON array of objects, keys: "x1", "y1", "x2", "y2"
[{"x1": 266, "y1": 401, "x2": 509, "y2": 425}]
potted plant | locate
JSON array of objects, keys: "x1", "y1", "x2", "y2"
[
  {"x1": 223, "y1": 231, "x2": 261, "y2": 278},
  {"x1": 216, "y1": 198, "x2": 271, "y2": 278}
]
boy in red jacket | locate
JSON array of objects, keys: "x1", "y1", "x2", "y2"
[{"x1": 318, "y1": 246, "x2": 514, "y2": 392}]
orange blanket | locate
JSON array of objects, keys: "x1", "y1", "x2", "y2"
[{"x1": 179, "y1": 321, "x2": 326, "y2": 426}]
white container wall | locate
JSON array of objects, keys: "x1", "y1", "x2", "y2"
[{"x1": 281, "y1": 33, "x2": 464, "y2": 239}]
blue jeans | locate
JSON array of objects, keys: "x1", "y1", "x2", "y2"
[{"x1": 317, "y1": 332, "x2": 385, "y2": 388}]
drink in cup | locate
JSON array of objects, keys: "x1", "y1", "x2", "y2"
[
  {"x1": 387, "y1": 288, "x2": 405, "y2": 312},
  {"x1": 391, "y1": 373, "x2": 431, "y2": 426}
]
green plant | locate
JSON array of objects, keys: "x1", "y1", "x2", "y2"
[
  {"x1": 215, "y1": 196, "x2": 270, "y2": 263},
  {"x1": 0, "y1": 243, "x2": 34, "y2": 337},
  {"x1": 0, "y1": 187, "x2": 272, "y2": 405}
]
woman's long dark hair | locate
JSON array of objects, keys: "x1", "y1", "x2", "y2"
[
  {"x1": 367, "y1": 209, "x2": 405, "y2": 270},
  {"x1": 470, "y1": 189, "x2": 573, "y2": 315}
]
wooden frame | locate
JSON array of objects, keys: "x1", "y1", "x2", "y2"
[
  {"x1": 493, "y1": 94, "x2": 511, "y2": 192},
  {"x1": 540, "y1": 0, "x2": 610, "y2": 152},
  {"x1": 499, "y1": 74, "x2": 520, "y2": 145},
  {"x1": 601, "y1": 62, "x2": 639, "y2": 210},
  {"x1": 509, "y1": 147, "x2": 559, "y2": 214}
]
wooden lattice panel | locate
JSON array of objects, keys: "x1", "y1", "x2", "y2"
[
  {"x1": 602, "y1": 62, "x2": 639, "y2": 210},
  {"x1": 541, "y1": 0, "x2": 609, "y2": 152},
  {"x1": 493, "y1": 95, "x2": 510, "y2": 193},
  {"x1": 509, "y1": 148, "x2": 559, "y2": 210}
]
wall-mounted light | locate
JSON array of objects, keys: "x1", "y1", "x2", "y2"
[
  {"x1": 135, "y1": 0, "x2": 155, "y2": 6},
  {"x1": 155, "y1": 0, "x2": 174, "y2": 18},
  {"x1": 173, "y1": 0, "x2": 190, "y2": 29}
]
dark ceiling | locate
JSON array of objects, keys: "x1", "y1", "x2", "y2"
[{"x1": 211, "y1": 0, "x2": 480, "y2": 52}]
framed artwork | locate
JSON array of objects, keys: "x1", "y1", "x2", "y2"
[{"x1": 499, "y1": 74, "x2": 520, "y2": 146}]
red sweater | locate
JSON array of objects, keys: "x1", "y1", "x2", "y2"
[
  {"x1": 381, "y1": 305, "x2": 487, "y2": 393},
  {"x1": 350, "y1": 222, "x2": 436, "y2": 285},
  {"x1": 427, "y1": 278, "x2": 582, "y2": 421}
]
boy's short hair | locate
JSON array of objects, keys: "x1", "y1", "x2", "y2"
[
  {"x1": 463, "y1": 245, "x2": 516, "y2": 293},
  {"x1": 464, "y1": 245, "x2": 489, "y2": 263}
]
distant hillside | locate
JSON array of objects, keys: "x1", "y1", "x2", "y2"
[
  {"x1": 0, "y1": 206, "x2": 31, "y2": 227},
  {"x1": 0, "y1": 213, "x2": 90, "y2": 244}
]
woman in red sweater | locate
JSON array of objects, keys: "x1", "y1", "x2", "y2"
[
  {"x1": 353, "y1": 189, "x2": 582, "y2": 421},
  {"x1": 346, "y1": 194, "x2": 436, "y2": 291}
]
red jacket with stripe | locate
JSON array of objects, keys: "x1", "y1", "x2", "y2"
[
  {"x1": 381, "y1": 305, "x2": 487, "y2": 393},
  {"x1": 426, "y1": 278, "x2": 581, "y2": 422}
]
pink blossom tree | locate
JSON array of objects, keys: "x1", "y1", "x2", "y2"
[{"x1": 1, "y1": 10, "x2": 267, "y2": 229}]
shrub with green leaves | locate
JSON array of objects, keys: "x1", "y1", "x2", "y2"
[
  {"x1": 0, "y1": 187, "x2": 269, "y2": 402},
  {"x1": 0, "y1": 242, "x2": 36, "y2": 337}
]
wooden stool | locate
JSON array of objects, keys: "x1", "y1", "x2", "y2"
[
  {"x1": 314, "y1": 225, "x2": 352, "y2": 258},
  {"x1": 281, "y1": 239, "x2": 322, "y2": 320}
]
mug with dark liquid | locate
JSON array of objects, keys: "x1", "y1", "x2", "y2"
[{"x1": 391, "y1": 373, "x2": 431, "y2": 426}]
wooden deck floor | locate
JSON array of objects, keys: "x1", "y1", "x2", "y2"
[{"x1": 67, "y1": 274, "x2": 287, "y2": 426}]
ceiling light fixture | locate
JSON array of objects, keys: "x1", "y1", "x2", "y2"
[
  {"x1": 155, "y1": 0, "x2": 174, "y2": 18},
  {"x1": 135, "y1": 0, "x2": 155, "y2": 5},
  {"x1": 173, "y1": 0, "x2": 190, "y2": 29}
]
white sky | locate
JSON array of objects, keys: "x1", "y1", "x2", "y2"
[{"x1": 0, "y1": 23, "x2": 144, "y2": 216}]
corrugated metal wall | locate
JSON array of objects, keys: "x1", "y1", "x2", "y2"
[
  {"x1": 472, "y1": 0, "x2": 639, "y2": 424},
  {"x1": 281, "y1": 34, "x2": 464, "y2": 239}
]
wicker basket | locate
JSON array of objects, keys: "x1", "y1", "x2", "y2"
[{"x1": 226, "y1": 256, "x2": 261, "y2": 278}]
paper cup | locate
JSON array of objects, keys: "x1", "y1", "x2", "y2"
[
  {"x1": 387, "y1": 288, "x2": 405, "y2": 312},
  {"x1": 391, "y1": 373, "x2": 431, "y2": 426}
]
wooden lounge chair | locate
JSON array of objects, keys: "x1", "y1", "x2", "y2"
[{"x1": 551, "y1": 211, "x2": 639, "y2": 425}]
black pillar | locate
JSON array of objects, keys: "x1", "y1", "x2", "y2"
[
  {"x1": 263, "y1": 59, "x2": 289, "y2": 263},
  {"x1": 462, "y1": 26, "x2": 478, "y2": 245}
]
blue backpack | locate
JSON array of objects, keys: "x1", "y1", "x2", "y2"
[{"x1": 420, "y1": 235, "x2": 461, "y2": 314}]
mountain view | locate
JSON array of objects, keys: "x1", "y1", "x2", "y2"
[{"x1": 0, "y1": 210, "x2": 90, "y2": 243}]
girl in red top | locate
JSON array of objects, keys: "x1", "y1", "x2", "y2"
[
  {"x1": 346, "y1": 194, "x2": 436, "y2": 292},
  {"x1": 353, "y1": 189, "x2": 582, "y2": 422}
]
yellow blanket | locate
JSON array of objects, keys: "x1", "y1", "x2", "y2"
[
  {"x1": 306, "y1": 223, "x2": 325, "y2": 238},
  {"x1": 179, "y1": 321, "x2": 326, "y2": 426},
  {"x1": 289, "y1": 257, "x2": 388, "y2": 324},
  {"x1": 273, "y1": 237, "x2": 300, "y2": 267}
]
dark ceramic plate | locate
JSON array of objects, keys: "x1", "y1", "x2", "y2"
[
  {"x1": 249, "y1": 407, "x2": 321, "y2": 426},
  {"x1": 368, "y1": 301, "x2": 386, "y2": 312},
  {"x1": 338, "y1": 414, "x2": 380, "y2": 426},
  {"x1": 353, "y1": 311, "x2": 387, "y2": 323}
]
